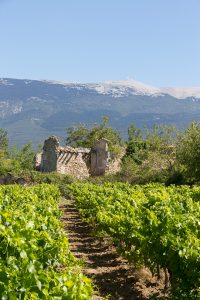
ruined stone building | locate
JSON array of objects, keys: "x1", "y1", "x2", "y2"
[{"x1": 35, "y1": 136, "x2": 121, "y2": 178}]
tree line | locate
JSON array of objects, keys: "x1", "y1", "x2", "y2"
[
  {"x1": 0, "y1": 117, "x2": 199, "y2": 185},
  {"x1": 66, "y1": 117, "x2": 200, "y2": 185}
]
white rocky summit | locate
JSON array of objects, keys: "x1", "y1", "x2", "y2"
[
  {"x1": 43, "y1": 79, "x2": 200, "y2": 99},
  {"x1": 1, "y1": 77, "x2": 200, "y2": 99}
]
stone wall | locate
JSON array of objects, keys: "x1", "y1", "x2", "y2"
[
  {"x1": 90, "y1": 139, "x2": 109, "y2": 176},
  {"x1": 40, "y1": 136, "x2": 59, "y2": 172},
  {"x1": 56, "y1": 147, "x2": 90, "y2": 178},
  {"x1": 36, "y1": 136, "x2": 122, "y2": 178}
]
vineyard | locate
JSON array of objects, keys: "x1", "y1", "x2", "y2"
[
  {"x1": 1, "y1": 182, "x2": 200, "y2": 299},
  {"x1": 0, "y1": 184, "x2": 93, "y2": 299},
  {"x1": 68, "y1": 182, "x2": 200, "y2": 299}
]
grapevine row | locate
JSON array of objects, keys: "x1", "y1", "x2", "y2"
[
  {"x1": 0, "y1": 184, "x2": 93, "y2": 299},
  {"x1": 69, "y1": 182, "x2": 200, "y2": 299}
]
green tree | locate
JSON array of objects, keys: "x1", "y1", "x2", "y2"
[
  {"x1": 124, "y1": 140, "x2": 147, "y2": 164},
  {"x1": 176, "y1": 121, "x2": 200, "y2": 183},
  {"x1": 0, "y1": 128, "x2": 8, "y2": 151},
  {"x1": 66, "y1": 117, "x2": 123, "y2": 157},
  {"x1": 9, "y1": 143, "x2": 35, "y2": 174},
  {"x1": 124, "y1": 124, "x2": 147, "y2": 164},
  {"x1": 145, "y1": 124, "x2": 175, "y2": 153},
  {"x1": 66, "y1": 124, "x2": 89, "y2": 148},
  {"x1": 127, "y1": 124, "x2": 142, "y2": 141},
  {"x1": 121, "y1": 124, "x2": 177, "y2": 183},
  {"x1": 0, "y1": 129, "x2": 10, "y2": 175}
]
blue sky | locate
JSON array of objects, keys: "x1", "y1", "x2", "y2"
[{"x1": 0, "y1": 0, "x2": 200, "y2": 86}]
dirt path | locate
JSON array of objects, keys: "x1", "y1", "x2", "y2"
[{"x1": 61, "y1": 200, "x2": 166, "y2": 300}]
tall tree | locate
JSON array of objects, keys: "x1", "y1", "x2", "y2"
[
  {"x1": 124, "y1": 124, "x2": 146, "y2": 164},
  {"x1": 66, "y1": 117, "x2": 123, "y2": 157},
  {"x1": 176, "y1": 121, "x2": 200, "y2": 183},
  {"x1": 0, "y1": 128, "x2": 8, "y2": 151}
]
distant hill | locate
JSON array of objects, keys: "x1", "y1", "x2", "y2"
[{"x1": 0, "y1": 78, "x2": 200, "y2": 147}]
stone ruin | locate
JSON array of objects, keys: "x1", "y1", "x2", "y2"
[{"x1": 35, "y1": 136, "x2": 121, "y2": 178}]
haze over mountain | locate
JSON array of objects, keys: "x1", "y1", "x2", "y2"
[{"x1": 0, "y1": 78, "x2": 200, "y2": 147}]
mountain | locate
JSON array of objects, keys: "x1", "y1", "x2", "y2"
[{"x1": 0, "y1": 78, "x2": 200, "y2": 147}]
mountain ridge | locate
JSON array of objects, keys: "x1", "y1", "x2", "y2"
[
  {"x1": 40, "y1": 78, "x2": 200, "y2": 99},
  {"x1": 0, "y1": 78, "x2": 199, "y2": 147},
  {"x1": 2, "y1": 77, "x2": 200, "y2": 99}
]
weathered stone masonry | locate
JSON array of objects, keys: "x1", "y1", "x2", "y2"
[{"x1": 36, "y1": 136, "x2": 121, "y2": 178}]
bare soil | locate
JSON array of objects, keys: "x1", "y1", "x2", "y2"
[{"x1": 61, "y1": 199, "x2": 168, "y2": 300}]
